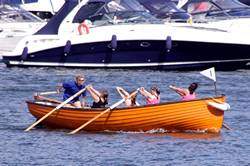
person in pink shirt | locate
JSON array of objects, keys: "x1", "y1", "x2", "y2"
[
  {"x1": 139, "y1": 86, "x2": 160, "y2": 105},
  {"x1": 169, "y1": 82, "x2": 198, "y2": 101}
]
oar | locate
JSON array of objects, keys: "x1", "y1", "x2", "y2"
[
  {"x1": 69, "y1": 90, "x2": 139, "y2": 134},
  {"x1": 223, "y1": 122, "x2": 232, "y2": 130},
  {"x1": 37, "y1": 91, "x2": 60, "y2": 96},
  {"x1": 34, "y1": 95, "x2": 62, "y2": 104},
  {"x1": 25, "y1": 87, "x2": 86, "y2": 132}
]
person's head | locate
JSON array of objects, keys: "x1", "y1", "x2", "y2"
[
  {"x1": 130, "y1": 90, "x2": 138, "y2": 106},
  {"x1": 100, "y1": 90, "x2": 109, "y2": 105},
  {"x1": 75, "y1": 74, "x2": 85, "y2": 86},
  {"x1": 151, "y1": 86, "x2": 160, "y2": 97},
  {"x1": 188, "y1": 82, "x2": 198, "y2": 94}
]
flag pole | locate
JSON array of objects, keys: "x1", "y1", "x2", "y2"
[{"x1": 214, "y1": 81, "x2": 217, "y2": 96}]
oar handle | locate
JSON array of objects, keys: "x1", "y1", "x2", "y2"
[
  {"x1": 34, "y1": 95, "x2": 62, "y2": 104},
  {"x1": 37, "y1": 91, "x2": 60, "y2": 96},
  {"x1": 25, "y1": 87, "x2": 86, "y2": 132}
]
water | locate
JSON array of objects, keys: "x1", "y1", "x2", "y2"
[{"x1": 0, "y1": 63, "x2": 249, "y2": 165}]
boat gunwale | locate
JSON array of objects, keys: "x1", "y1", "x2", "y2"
[{"x1": 26, "y1": 95, "x2": 226, "y2": 112}]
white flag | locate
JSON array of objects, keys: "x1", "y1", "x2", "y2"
[{"x1": 200, "y1": 67, "x2": 216, "y2": 82}]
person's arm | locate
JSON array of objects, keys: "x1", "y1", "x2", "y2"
[
  {"x1": 139, "y1": 87, "x2": 154, "y2": 100},
  {"x1": 56, "y1": 83, "x2": 64, "y2": 93},
  {"x1": 116, "y1": 87, "x2": 129, "y2": 98},
  {"x1": 169, "y1": 85, "x2": 187, "y2": 96},
  {"x1": 117, "y1": 87, "x2": 134, "y2": 106},
  {"x1": 86, "y1": 85, "x2": 100, "y2": 103}
]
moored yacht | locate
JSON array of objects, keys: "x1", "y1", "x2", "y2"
[
  {"x1": 2, "y1": 0, "x2": 250, "y2": 70},
  {"x1": 1, "y1": 0, "x2": 65, "y2": 20},
  {"x1": 0, "y1": 3, "x2": 45, "y2": 37},
  {"x1": 0, "y1": 3, "x2": 46, "y2": 54}
]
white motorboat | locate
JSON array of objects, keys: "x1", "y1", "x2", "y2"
[
  {"x1": 2, "y1": 0, "x2": 250, "y2": 70},
  {"x1": 0, "y1": 4, "x2": 45, "y2": 37},
  {"x1": 0, "y1": 3, "x2": 46, "y2": 54}
]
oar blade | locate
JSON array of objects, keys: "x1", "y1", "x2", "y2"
[{"x1": 25, "y1": 87, "x2": 86, "y2": 132}]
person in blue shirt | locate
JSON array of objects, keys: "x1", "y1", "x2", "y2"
[{"x1": 58, "y1": 75, "x2": 87, "y2": 108}]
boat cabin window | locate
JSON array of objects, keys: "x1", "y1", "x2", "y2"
[
  {"x1": 185, "y1": 0, "x2": 250, "y2": 20},
  {"x1": 138, "y1": 0, "x2": 188, "y2": 19},
  {"x1": 213, "y1": 0, "x2": 249, "y2": 9},
  {"x1": 139, "y1": 0, "x2": 180, "y2": 12},
  {"x1": 73, "y1": 2, "x2": 105, "y2": 23}
]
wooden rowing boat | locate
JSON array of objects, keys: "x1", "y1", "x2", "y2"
[{"x1": 26, "y1": 96, "x2": 228, "y2": 133}]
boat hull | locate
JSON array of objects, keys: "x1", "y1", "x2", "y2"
[
  {"x1": 3, "y1": 39, "x2": 250, "y2": 70},
  {"x1": 26, "y1": 96, "x2": 226, "y2": 133}
]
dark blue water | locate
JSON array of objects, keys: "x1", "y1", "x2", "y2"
[{"x1": 0, "y1": 63, "x2": 249, "y2": 165}]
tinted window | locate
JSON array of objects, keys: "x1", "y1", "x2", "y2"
[{"x1": 73, "y1": 2, "x2": 105, "y2": 23}]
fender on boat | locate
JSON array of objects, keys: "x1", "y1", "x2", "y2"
[
  {"x1": 166, "y1": 36, "x2": 172, "y2": 52},
  {"x1": 111, "y1": 34, "x2": 117, "y2": 51},
  {"x1": 207, "y1": 101, "x2": 231, "y2": 111},
  {"x1": 64, "y1": 40, "x2": 71, "y2": 56},
  {"x1": 21, "y1": 47, "x2": 28, "y2": 61}
]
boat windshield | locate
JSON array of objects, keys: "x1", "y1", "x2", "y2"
[
  {"x1": 139, "y1": 0, "x2": 186, "y2": 13},
  {"x1": 0, "y1": 4, "x2": 43, "y2": 23},
  {"x1": 184, "y1": 0, "x2": 250, "y2": 20},
  {"x1": 137, "y1": 0, "x2": 190, "y2": 21},
  {"x1": 213, "y1": 0, "x2": 249, "y2": 9},
  {"x1": 73, "y1": 0, "x2": 161, "y2": 26}
]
